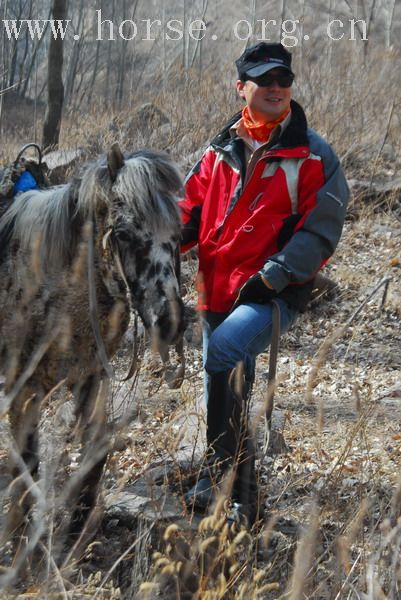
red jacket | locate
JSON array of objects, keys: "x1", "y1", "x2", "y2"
[{"x1": 179, "y1": 100, "x2": 349, "y2": 313}]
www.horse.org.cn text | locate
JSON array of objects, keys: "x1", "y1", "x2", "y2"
[{"x1": 1, "y1": 13, "x2": 369, "y2": 47}]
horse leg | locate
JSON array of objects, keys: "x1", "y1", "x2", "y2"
[
  {"x1": 5, "y1": 389, "x2": 42, "y2": 557},
  {"x1": 69, "y1": 374, "x2": 109, "y2": 536}
]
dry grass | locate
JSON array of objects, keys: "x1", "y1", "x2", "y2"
[{"x1": 0, "y1": 31, "x2": 400, "y2": 599}]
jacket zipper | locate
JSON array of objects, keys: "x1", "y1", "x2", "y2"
[
  {"x1": 213, "y1": 153, "x2": 272, "y2": 240},
  {"x1": 212, "y1": 139, "x2": 308, "y2": 241}
]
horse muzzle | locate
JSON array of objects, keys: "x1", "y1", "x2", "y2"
[
  {"x1": 151, "y1": 295, "x2": 186, "y2": 389},
  {"x1": 154, "y1": 294, "x2": 185, "y2": 347}
]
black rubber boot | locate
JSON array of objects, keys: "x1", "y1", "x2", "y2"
[
  {"x1": 185, "y1": 367, "x2": 259, "y2": 523},
  {"x1": 184, "y1": 457, "x2": 229, "y2": 510},
  {"x1": 227, "y1": 500, "x2": 258, "y2": 528}
]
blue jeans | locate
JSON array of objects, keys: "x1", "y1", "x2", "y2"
[
  {"x1": 197, "y1": 300, "x2": 299, "y2": 510},
  {"x1": 203, "y1": 299, "x2": 299, "y2": 398}
]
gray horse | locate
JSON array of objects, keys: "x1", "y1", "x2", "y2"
[{"x1": 0, "y1": 143, "x2": 185, "y2": 553}]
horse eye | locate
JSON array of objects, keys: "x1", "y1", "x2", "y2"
[{"x1": 115, "y1": 229, "x2": 131, "y2": 242}]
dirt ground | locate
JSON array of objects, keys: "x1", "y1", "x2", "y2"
[
  {"x1": 88, "y1": 207, "x2": 401, "y2": 597},
  {"x1": 0, "y1": 201, "x2": 400, "y2": 598}
]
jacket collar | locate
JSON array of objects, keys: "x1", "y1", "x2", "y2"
[
  {"x1": 279, "y1": 99, "x2": 309, "y2": 148},
  {"x1": 212, "y1": 99, "x2": 309, "y2": 151}
]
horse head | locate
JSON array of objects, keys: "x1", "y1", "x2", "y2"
[{"x1": 104, "y1": 143, "x2": 185, "y2": 354}]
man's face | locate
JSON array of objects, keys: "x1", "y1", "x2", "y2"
[{"x1": 236, "y1": 68, "x2": 293, "y2": 122}]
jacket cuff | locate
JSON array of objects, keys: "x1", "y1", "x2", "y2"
[{"x1": 260, "y1": 260, "x2": 291, "y2": 292}]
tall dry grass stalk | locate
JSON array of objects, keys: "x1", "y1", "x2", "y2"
[
  {"x1": 286, "y1": 503, "x2": 319, "y2": 599},
  {"x1": 1, "y1": 11, "x2": 400, "y2": 597}
]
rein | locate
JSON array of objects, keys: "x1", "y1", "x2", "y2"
[
  {"x1": 262, "y1": 299, "x2": 281, "y2": 456},
  {"x1": 87, "y1": 222, "x2": 114, "y2": 379},
  {"x1": 101, "y1": 227, "x2": 185, "y2": 388},
  {"x1": 102, "y1": 226, "x2": 139, "y2": 382},
  {"x1": 163, "y1": 246, "x2": 185, "y2": 389}
]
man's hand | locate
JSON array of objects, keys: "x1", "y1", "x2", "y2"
[{"x1": 232, "y1": 272, "x2": 277, "y2": 310}]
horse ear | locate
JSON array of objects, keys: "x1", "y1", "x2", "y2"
[{"x1": 107, "y1": 143, "x2": 125, "y2": 182}]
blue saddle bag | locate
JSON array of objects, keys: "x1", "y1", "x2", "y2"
[{"x1": 13, "y1": 170, "x2": 39, "y2": 195}]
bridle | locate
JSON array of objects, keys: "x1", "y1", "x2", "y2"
[{"x1": 101, "y1": 226, "x2": 185, "y2": 388}]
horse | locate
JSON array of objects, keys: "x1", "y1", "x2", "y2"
[{"x1": 0, "y1": 143, "x2": 185, "y2": 563}]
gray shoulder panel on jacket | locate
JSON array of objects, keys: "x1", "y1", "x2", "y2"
[
  {"x1": 260, "y1": 131, "x2": 350, "y2": 291},
  {"x1": 307, "y1": 128, "x2": 339, "y2": 180}
]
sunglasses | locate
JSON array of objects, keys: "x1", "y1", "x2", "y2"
[{"x1": 249, "y1": 71, "x2": 294, "y2": 88}]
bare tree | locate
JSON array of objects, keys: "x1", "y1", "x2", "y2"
[
  {"x1": 64, "y1": 0, "x2": 84, "y2": 106},
  {"x1": 20, "y1": 11, "x2": 51, "y2": 99},
  {"x1": 384, "y1": 0, "x2": 396, "y2": 47},
  {"x1": 342, "y1": 0, "x2": 376, "y2": 64},
  {"x1": 104, "y1": 0, "x2": 115, "y2": 106},
  {"x1": 42, "y1": 0, "x2": 68, "y2": 149},
  {"x1": 189, "y1": 0, "x2": 208, "y2": 70},
  {"x1": 115, "y1": 0, "x2": 129, "y2": 109},
  {"x1": 86, "y1": 26, "x2": 101, "y2": 107}
]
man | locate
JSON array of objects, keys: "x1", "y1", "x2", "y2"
[{"x1": 179, "y1": 42, "x2": 349, "y2": 525}]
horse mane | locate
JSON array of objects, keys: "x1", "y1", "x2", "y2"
[
  {"x1": 0, "y1": 184, "x2": 79, "y2": 271},
  {"x1": 0, "y1": 149, "x2": 183, "y2": 272},
  {"x1": 110, "y1": 150, "x2": 183, "y2": 233}
]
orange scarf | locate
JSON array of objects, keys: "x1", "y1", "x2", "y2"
[{"x1": 242, "y1": 106, "x2": 290, "y2": 142}]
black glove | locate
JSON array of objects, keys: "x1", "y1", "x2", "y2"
[{"x1": 232, "y1": 273, "x2": 277, "y2": 310}]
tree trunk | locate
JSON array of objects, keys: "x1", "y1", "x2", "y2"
[
  {"x1": 87, "y1": 37, "x2": 101, "y2": 108},
  {"x1": 8, "y1": 0, "x2": 23, "y2": 88},
  {"x1": 64, "y1": 0, "x2": 84, "y2": 106},
  {"x1": 42, "y1": 0, "x2": 68, "y2": 150},
  {"x1": 20, "y1": 14, "x2": 50, "y2": 99}
]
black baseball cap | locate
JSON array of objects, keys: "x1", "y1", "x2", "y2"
[{"x1": 236, "y1": 42, "x2": 293, "y2": 80}]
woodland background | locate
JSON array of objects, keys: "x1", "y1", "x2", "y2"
[{"x1": 0, "y1": 0, "x2": 401, "y2": 598}]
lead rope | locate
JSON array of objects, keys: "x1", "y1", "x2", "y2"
[
  {"x1": 121, "y1": 313, "x2": 140, "y2": 383},
  {"x1": 102, "y1": 227, "x2": 141, "y2": 382},
  {"x1": 171, "y1": 247, "x2": 185, "y2": 388},
  {"x1": 262, "y1": 299, "x2": 281, "y2": 455},
  {"x1": 162, "y1": 246, "x2": 185, "y2": 389},
  {"x1": 163, "y1": 335, "x2": 185, "y2": 389},
  {"x1": 102, "y1": 228, "x2": 184, "y2": 386},
  {"x1": 87, "y1": 222, "x2": 114, "y2": 379}
]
